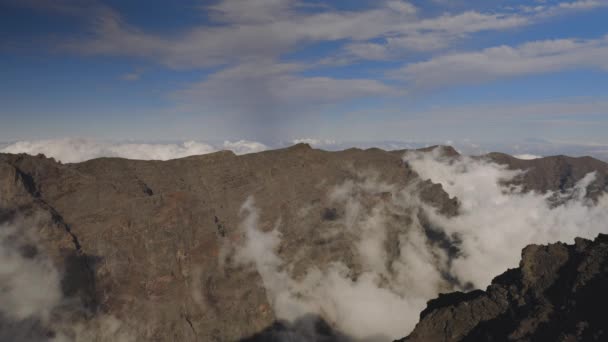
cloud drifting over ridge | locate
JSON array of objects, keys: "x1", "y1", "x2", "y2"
[
  {"x1": 0, "y1": 138, "x2": 268, "y2": 163},
  {"x1": 405, "y1": 148, "x2": 608, "y2": 286},
  {"x1": 3, "y1": 138, "x2": 608, "y2": 163},
  {"x1": 227, "y1": 148, "x2": 608, "y2": 341}
]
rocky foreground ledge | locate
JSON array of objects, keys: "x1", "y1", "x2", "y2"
[{"x1": 399, "y1": 234, "x2": 608, "y2": 342}]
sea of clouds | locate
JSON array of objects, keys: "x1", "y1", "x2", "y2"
[
  {"x1": 0, "y1": 138, "x2": 268, "y2": 163},
  {"x1": 2, "y1": 138, "x2": 608, "y2": 163}
]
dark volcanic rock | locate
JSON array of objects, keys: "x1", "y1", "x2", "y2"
[{"x1": 399, "y1": 234, "x2": 608, "y2": 342}]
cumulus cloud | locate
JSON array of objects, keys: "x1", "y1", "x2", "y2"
[
  {"x1": 228, "y1": 147, "x2": 607, "y2": 341},
  {"x1": 0, "y1": 138, "x2": 267, "y2": 163}
]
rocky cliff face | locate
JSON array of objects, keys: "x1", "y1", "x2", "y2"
[
  {"x1": 400, "y1": 234, "x2": 608, "y2": 342},
  {"x1": 0, "y1": 145, "x2": 606, "y2": 341}
]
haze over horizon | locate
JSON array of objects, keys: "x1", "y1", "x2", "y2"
[{"x1": 1, "y1": 0, "x2": 607, "y2": 153}]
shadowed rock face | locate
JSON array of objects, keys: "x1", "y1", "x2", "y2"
[
  {"x1": 0, "y1": 145, "x2": 606, "y2": 341},
  {"x1": 399, "y1": 234, "x2": 608, "y2": 342}
]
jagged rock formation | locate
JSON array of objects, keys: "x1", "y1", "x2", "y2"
[
  {"x1": 399, "y1": 234, "x2": 608, "y2": 342},
  {"x1": 0, "y1": 145, "x2": 606, "y2": 341}
]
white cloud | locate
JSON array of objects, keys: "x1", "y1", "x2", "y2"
[
  {"x1": 11, "y1": 0, "x2": 607, "y2": 123},
  {"x1": 418, "y1": 97, "x2": 608, "y2": 120},
  {"x1": 231, "y1": 183, "x2": 439, "y2": 341},
  {"x1": 291, "y1": 138, "x2": 337, "y2": 147},
  {"x1": 386, "y1": 0, "x2": 417, "y2": 14},
  {"x1": 397, "y1": 36, "x2": 608, "y2": 88},
  {"x1": 339, "y1": 10, "x2": 529, "y2": 60},
  {"x1": 208, "y1": 0, "x2": 296, "y2": 24},
  {"x1": 0, "y1": 218, "x2": 135, "y2": 342},
  {"x1": 222, "y1": 140, "x2": 268, "y2": 155},
  {"x1": 0, "y1": 138, "x2": 268, "y2": 163},
  {"x1": 409, "y1": 10, "x2": 528, "y2": 33},
  {"x1": 21, "y1": 0, "x2": 603, "y2": 116},
  {"x1": 344, "y1": 42, "x2": 391, "y2": 60},
  {"x1": 514, "y1": 1, "x2": 607, "y2": 15},
  {"x1": 514, "y1": 153, "x2": 542, "y2": 159},
  {"x1": 405, "y1": 148, "x2": 608, "y2": 287},
  {"x1": 120, "y1": 68, "x2": 143, "y2": 81},
  {"x1": 57, "y1": 0, "x2": 545, "y2": 68},
  {"x1": 558, "y1": 0, "x2": 608, "y2": 10},
  {"x1": 0, "y1": 223, "x2": 62, "y2": 322},
  {"x1": 226, "y1": 147, "x2": 607, "y2": 340}
]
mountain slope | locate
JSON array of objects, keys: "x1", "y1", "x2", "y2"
[
  {"x1": 0, "y1": 145, "x2": 606, "y2": 341},
  {"x1": 400, "y1": 233, "x2": 608, "y2": 342}
]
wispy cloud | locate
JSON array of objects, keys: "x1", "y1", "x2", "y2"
[
  {"x1": 40, "y1": 0, "x2": 596, "y2": 68},
  {"x1": 4, "y1": 0, "x2": 608, "y2": 143},
  {"x1": 37, "y1": 0, "x2": 604, "y2": 114},
  {"x1": 173, "y1": 60, "x2": 398, "y2": 116},
  {"x1": 396, "y1": 36, "x2": 608, "y2": 88},
  {"x1": 120, "y1": 68, "x2": 143, "y2": 81}
]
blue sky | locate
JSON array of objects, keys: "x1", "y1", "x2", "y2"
[{"x1": 1, "y1": 0, "x2": 607, "y2": 146}]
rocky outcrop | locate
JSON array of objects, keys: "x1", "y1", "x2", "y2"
[{"x1": 400, "y1": 234, "x2": 608, "y2": 342}]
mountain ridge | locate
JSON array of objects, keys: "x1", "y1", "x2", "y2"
[{"x1": 0, "y1": 145, "x2": 606, "y2": 341}]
